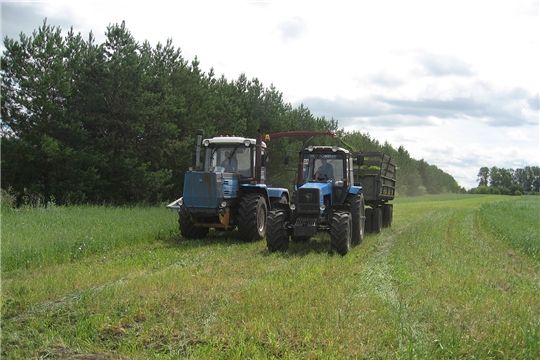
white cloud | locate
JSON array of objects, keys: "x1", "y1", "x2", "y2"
[{"x1": 508, "y1": 130, "x2": 532, "y2": 142}]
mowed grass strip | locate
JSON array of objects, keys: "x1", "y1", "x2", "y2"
[{"x1": 2, "y1": 195, "x2": 539, "y2": 359}]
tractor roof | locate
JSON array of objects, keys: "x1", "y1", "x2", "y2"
[
  {"x1": 303, "y1": 145, "x2": 350, "y2": 154},
  {"x1": 204, "y1": 136, "x2": 267, "y2": 148}
]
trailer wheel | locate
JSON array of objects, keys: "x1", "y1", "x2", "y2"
[
  {"x1": 383, "y1": 204, "x2": 393, "y2": 228},
  {"x1": 373, "y1": 207, "x2": 383, "y2": 234},
  {"x1": 330, "y1": 211, "x2": 352, "y2": 256},
  {"x1": 345, "y1": 193, "x2": 366, "y2": 245},
  {"x1": 238, "y1": 194, "x2": 268, "y2": 242},
  {"x1": 365, "y1": 208, "x2": 373, "y2": 234},
  {"x1": 179, "y1": 205, "x2": 209, "y2": 239},
  {"x1": 266, "y1": 210, "x2": 289, "y2": 252}
]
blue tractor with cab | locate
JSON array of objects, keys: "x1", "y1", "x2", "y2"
[
  {"x1": 167, "y1": 129, "x2": 289, "y2": 242},
  {"x1": 266, "y1": 145, "x2": 367, "y2": 255}
]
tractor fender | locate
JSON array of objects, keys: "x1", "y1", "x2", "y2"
[
  {"x1": 348, "y1": 185, "x2": 362, "y2": 195},
  {"x1": 240, "y1": 184, "x2": 272, "y2": 207}
]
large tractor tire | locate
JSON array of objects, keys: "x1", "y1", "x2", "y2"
[
  {"x1": 266, "y1": 209, "x2": 289, "y2": 252},
  {"x1": 179, "y1": 205, "x2": 209, "y2": 239},
  {"x1": 372, "y1": 207, "x2": 383, "y2": 234},
  {"x1": 383, "y1": 204, "x2": 393, "y2": 228},
  {"x1": 238, "y1": 194, "x2": 268, "y2": 242},
  {"x1": 364, "y1": 208, "x2": 373, "y2": 234},
  {"x1": 345, "y1": 193, "x2": 366, "y2": 245},
  {"x1": 330, "y1": 211, "x2": 352, "y2": 256}
]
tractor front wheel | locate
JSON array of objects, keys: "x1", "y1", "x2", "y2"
[
  {"x1": 266, "y1": 209, "x2": 289, "y2": 252},
  {"x1": 238, "y1": 194, "x2": 268, "y2": 242},
  {"x1": 330, "y1": 211, "x2": 352, "y2": 256},
  {"x1": 179, "y1": 205, "x2": 209, "y2": 239}
]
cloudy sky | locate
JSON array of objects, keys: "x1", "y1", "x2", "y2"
[{"x1": 2, "y1": 1, "x2": 539, "y2": 189}]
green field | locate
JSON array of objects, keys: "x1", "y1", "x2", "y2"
[{"x1": 2, "y1": 195, "x2": 539, "y2": 359}]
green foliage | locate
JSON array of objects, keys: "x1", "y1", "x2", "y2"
[
  {"x1": 473, "y1": 185, "x2": 490, "y2": 194},
  {"x1": 475, "y1": 165, "x2": 540, "y2": 195}
]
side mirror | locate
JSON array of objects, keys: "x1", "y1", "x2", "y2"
[{"x1": 356, "y1": 155, "x2": 364, "y2": 166}]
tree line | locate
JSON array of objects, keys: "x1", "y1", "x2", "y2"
[
  {"x1": 1, "y1": 20, "x2": 461, "y2": 206},
  {"x1": 474, "y1": 166, "x2": 540, "y2": 195}
]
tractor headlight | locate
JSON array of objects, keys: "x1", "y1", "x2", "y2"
[
  {"x1": 220, "y1": 201, "x2": 227, "y2": 208},
  {"x1": 334, "y1": 180, "x2": 344, "y2": 187},
  {"x1": 203, "y1": 139, "x2": 210, "y2": 146},
  {"x1": 290, "y1": 203, "x2": 296, "y2": 211},
  {"x1": 243, "y1": 139, "x2": 251, "y2": 147},
  {"x1": 320, "y1": 204, "x2": 326, "y2": 211}
]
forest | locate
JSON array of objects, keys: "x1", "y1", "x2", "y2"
[
  {"x1": 1, "y1": 20, "x2": 463, "y2": 206},
  {"x1": 474, "y1": 165, "x2": 540, "y2": 195}
]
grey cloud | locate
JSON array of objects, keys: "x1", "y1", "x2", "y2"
[
  {"x1": 2, "y1": 3, "x2": 44, "y2": 40},
  {"x1": 276, "y1": 16, "x2": 306, "y2": 42},
  {"x1": 2, "y1": 3, "x2": 77, "y2": 41},
  {"x1": 365, "y1": 71, "x2": 405, "y2": 88},
  {"x1": 416, "y1": 53, "x2": 475, "y2": 77},
  {"x1": 527, "y1": 94, "x2": 539, "y2": 111},
  {"x1": 296, "y1": 86, "x2": 536, "y2": 129}
]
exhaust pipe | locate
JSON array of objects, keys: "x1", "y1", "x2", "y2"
[{"x1": 195, "y1": 129, "x2": 204, "y2": 169}]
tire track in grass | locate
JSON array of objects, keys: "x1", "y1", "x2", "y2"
[
  {"x1": 356, "y1": 211, "x2": 438, "y2": 357},
  {"x1": 6, "y1": 246, "x2": 215, "y2": 322}
]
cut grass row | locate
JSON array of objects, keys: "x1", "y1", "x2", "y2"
[{"x1": 2, "y1": 195, "x2": 539, "y2": 359}]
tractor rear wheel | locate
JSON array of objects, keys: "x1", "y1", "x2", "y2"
[
  {"x1": 345, "y1": 193, "x2": 365, "y2": 245},
  {"x1": 364, "y1": 208, "x2": 373, "y2": 234},
  {"x1": 238, "y1": 194, "x2": 268, "y2": 242},
  {"x1": 179, "y1": 205, "x2": 209, "y2": 239},
  {"x1": 266, "y1": 209, "x2": 289, "y2": 252},
  {"x1": 330, "y1": 211, "x2": 352, "y2": 256},
  {"x1": 383, "y1": 204, "x2": 393, "y2": 228},
  {"x1": 373, "y1": 207, "x2": 383, "y2": 234}
]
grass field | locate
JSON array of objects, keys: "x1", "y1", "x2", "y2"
[{"x1": 2, "y1": 195, "x2": 539, "y2": 359}]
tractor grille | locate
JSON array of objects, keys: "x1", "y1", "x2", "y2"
[
  {"x1": 293, "y1": 217, "x2": 318, "y2": 237},
  {"x1": 297, "y1": 188, "x2": 320, "y2": 214}
]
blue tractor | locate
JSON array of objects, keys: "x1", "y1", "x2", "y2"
[
  {"x1": 167, "y1": 129, "x2": 289, "y2": 242},
  {"x1": 266, "y1": 145, "x2": 366, "y2": 255}
]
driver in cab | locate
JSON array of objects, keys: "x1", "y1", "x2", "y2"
[{"x1": 314, "y1": 158, "x2": 334, "y2": 180}]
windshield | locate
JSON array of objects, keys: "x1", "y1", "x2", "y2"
[
  {"x1": 205, "y1": 145, "x2": 253, "y2": 176},
  {"x1": 302, "y1": 153, "x2": 344, "y2": 183}
]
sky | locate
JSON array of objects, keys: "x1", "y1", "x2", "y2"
[{"x1": 2, "y1": 0, "x2": 539, "y2": 189}]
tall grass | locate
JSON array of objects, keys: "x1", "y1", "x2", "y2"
[
  {"x1": 2, "y1": 195, "x2": 539, "y2": 359},
  {"x1": 478, "y1": 196, "x2": 540, "y2": 260},
  {"x1": 1, "y1": 205, "x2": 178, "y2": 272}
]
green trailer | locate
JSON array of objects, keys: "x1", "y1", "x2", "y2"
[{"x1": 353, "y1": 151, "x2": 396, "y2": 234}]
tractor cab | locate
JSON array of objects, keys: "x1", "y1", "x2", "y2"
[
  {"x1": 201, "y1": 136, "x2": 267, "y2": 182},
  {"x1": 296, "y1": 146, "x2": 356, "y2": 190}
]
